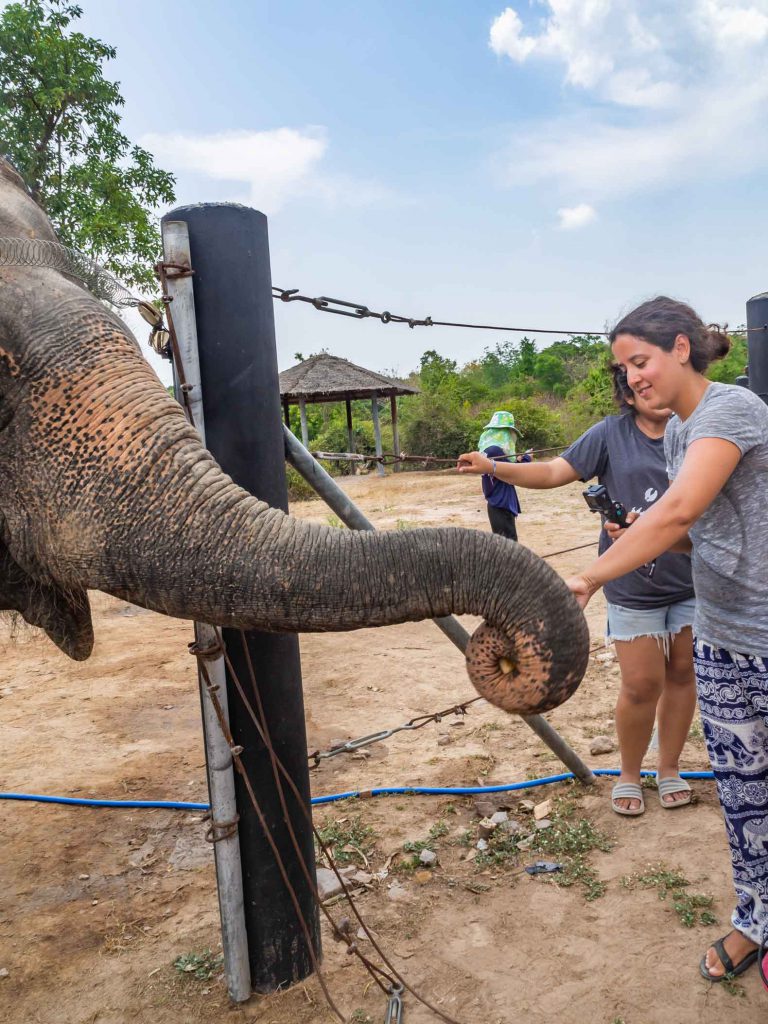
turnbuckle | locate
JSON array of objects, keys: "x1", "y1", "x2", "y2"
[{"x1": 384, "y1": 983, "x2": 404, "y2": 1023}]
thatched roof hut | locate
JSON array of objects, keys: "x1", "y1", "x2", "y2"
[{"x1": 279, "y1": 353, "x2": 419, "y2": 474}]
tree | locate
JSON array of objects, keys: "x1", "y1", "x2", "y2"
[{"x1": 0, "y1": 0, "x2": 175, "y2": 290}]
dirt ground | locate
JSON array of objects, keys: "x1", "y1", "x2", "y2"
[{"x1": 1, "y1": 470, "x2": 764, "y2": 1024}]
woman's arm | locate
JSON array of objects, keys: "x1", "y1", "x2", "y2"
[
  {"x1": 457, "y1": 453, "x2": 580, "y2": 489},
  {"x1": 568, "y1": 437, "x2": 742, "y2": 606}
]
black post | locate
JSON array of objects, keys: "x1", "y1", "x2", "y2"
[
  {"x1": 163, "y1": 203, "x2": 320, "y2": 991},
  {"x1": 746, "y1": 292, "x2": 768, "y2": 405}
]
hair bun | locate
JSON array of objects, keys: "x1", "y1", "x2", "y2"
[{"x1": 705, "y1": 323, "x2": 731, "y2": 363}]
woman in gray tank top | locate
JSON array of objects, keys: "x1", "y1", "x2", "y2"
[
  {"x1": 458, "y1": 369, "x2": 697, "y2": 819},
  {"x1": 567, "y1": 296, "x2": 768, "y2": 988}
]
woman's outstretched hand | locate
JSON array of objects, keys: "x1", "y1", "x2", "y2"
[
  {"x1": 457, "y1": 451, "x2": 493, "y2": 474},
  {"x1": 565, "y1": 574, "x2": 598, "y2": 610}
]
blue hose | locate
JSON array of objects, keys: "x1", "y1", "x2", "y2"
[{"x1": 0, "y1": 768, "x2": 714, "y2": 811}]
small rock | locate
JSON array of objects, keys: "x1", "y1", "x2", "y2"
[
  {"x1": 519, "y1": 800, "x2": 535, "y2": 813},
  {"x1": 419, "y1": 849, "x2": 438, "y2": 867},
  {"x1": 590, "y1": 735, "x2": 616, "y2": 756},
  {"x1": 476, "y1": 838, "x2": 489, "y2": 852},
  {"x1": 436, "y1": 735, "x2": 451, "y2": 747},
  {"x1": 533, "y1": 800, "x2": 551, "y2": 821},
  {"x1": 472, "y1": 796, "x2": 499, "y2": 818},
  {"x1": 535, "y1": 819, "x2": 553, "y2": 830},
  {"x1": 78, "y1": 873, "x2": 90, "y2": 881},
  {"x1": 316, "y1": 867, "x2": 344, "y2": 901},
  {"x1": 387, "y1": 881, "x2": 407, "y2": 901},
  {"x1": 477, "y1": 818, "x2": 497, "y2": 840},
  {"x1": 351, "y1": 748, "x2": 371, "y2": 761},
  {"x1": 516, "y1": 836, "x2": 534, "y2": 850},
  {"x1": 414, "y1": 870, "x2": 432, "y2": 884},
  {"x1": 349, "y1": 870, "x2": 373, "y2": 885},
  {"x1": 465, "y1": 848, "x2": 478, "y2": 861},
  {"x1": 449, "y1": 719, "x2": 465, "y2": 727},
  {"x1": 489, "y1": 811, "x2": 509, "y2": 825},
  {"x1": 0, "y1": 968, "x2": 9, "y2": 979},
  {"x1": 596, "y1": 651, "x2": 615, "y2": 664},
  {"x1": 356, "y1": 927, "x2": 369, "y2": 941},
  {"x1": 91, "y1": 899, "x2": 99, "y2": 906},
  {"x1": 499, "y1": 819, "x2": 523, "y2": 835}
]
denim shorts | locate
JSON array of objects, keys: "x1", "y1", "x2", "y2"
[{"x1": 606, "y1": 596, "x2": 696, "y2": 655}]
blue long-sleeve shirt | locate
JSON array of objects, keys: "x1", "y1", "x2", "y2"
[{"x1": 481, "y1": 444, "x2": 531, "y2": 515}]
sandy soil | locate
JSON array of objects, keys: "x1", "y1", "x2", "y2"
[{"x1": 1, "y1": 471, "x2": 763, "y2": 1024}]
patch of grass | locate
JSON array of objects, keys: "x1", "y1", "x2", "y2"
[
  {"x1": 349, "y1": 1011, "x2": 373, "y2": 1023},
  {"x1": 395, "y1": 518, "x2": 418, "y2": 530},
  {"x1": 621, "y1": 863, "x2": 716, "y2": 928},
  {"x1": 315, "y1": 813, "x2": 375, "y2": 866},
  {"x1": 721, "y1": 975, "x2": 747, "y2": 998},
  {"x1": 641, "y1": 775, "x2": 658, "y2": 790},
  {"x1": 475, "y1": 794, "x2": 613, "y2": 901},
  {"x1": 173, "y1": 949, "x2": 223, "y2": 981},
  {"x1": 326, "y1": 513, "x2": 344, "y2": 528},
  {"x1": 398, "y1": 820, "x2": 450, "y2": 870}
]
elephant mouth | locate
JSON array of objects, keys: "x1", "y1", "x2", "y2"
[{"x1": 466, "y1": 620, "x2": 577, "y2": 715}]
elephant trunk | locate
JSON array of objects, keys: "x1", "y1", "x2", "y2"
[{"x1": 72, "y1": 449, "x2": 589, "y2": 714}]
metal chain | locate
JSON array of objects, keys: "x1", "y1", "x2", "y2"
[
  {"x1": 274, "y1": 284, "x2": 759, "y2": 337},
  {"x1": 309, "y1": 442, "x2": 572, "y2": 466}
]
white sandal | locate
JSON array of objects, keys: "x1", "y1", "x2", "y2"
[
  {"x1": 657, "y1": 776, "x2": 692, "y2": 809},
  {"x1": 611, "y1": 782, "x2": 645, "y2": 816}
]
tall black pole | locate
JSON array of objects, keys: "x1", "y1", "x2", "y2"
[
  {"x1": 162, "y1": 203, "x2": 320, "y2": 991},
  {"x1": 747, "y1": 292, "x2": 768, "y2": 405}
]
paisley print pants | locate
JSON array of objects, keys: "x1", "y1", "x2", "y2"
[{"x1": 694, "y1": 639, "x2": 768, "y2": 945}]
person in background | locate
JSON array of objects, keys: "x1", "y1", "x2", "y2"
[
  {"x1": 564, "y1": 295, "x2": 768, "y2": 986},
  {"x1": 458, "y1": 369, "x2": 696, "y2": 818},
  {"x1": 481, "y1": 443, "x2": 531, "y2": 540},
  {"x1": 478, "y1": 411, "x2": 530, "y2": 540}
]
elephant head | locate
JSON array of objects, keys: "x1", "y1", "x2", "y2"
[{"x1": 0, "y1": 155, "x2": 588, "y2": 715}]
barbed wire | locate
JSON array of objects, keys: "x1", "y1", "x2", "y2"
[
  {"x1": 274, "y1": 285, "x2": 759, "y2": 337},
  {"x1": 0, "y1": 236, "x2": 140, "y2": 308}
]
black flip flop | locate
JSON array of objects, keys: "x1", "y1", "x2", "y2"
[{"x1": 699, "y1": 936, "x2": 759, "y2": 982}]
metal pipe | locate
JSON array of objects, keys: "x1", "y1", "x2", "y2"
[
  {"x1": 283, "y1": 425, "x2": 595, "y2": 785},
  {"x1": 161, "y1": 220, "x2": 252, "y2": 1002}
]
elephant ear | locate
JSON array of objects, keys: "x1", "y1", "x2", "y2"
[{"x1": 0, "y1": 542, "x2": 93, "y2": 660}]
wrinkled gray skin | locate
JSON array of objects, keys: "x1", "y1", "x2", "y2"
[{"x1": 0, "y1": 156, "x2": 589, "y2": 714}]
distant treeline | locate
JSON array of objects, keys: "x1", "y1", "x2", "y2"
[{"x1": 286, "y1": 331, "x2": 748, "y2": 498}]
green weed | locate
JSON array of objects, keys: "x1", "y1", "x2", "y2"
[
  {"x1": 398, "y1": 820, "x2": 450, "y2": 870},
  {"x1": 326, "y1": 513, "x2": 344, "y2": 529},
  {"x1": 621, "y1": 863, "x2": 716, "y2": 928},
  {"x1": 315, "y1": 813, "x2": 375, "y2": 866},
  {"x1": 173, "y1": 949, "x2": 223, "y2": 981}
]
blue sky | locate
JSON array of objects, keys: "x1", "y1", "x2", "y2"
[{"x1": 70, "y1": 0, "x2": 768, "y2": 383}]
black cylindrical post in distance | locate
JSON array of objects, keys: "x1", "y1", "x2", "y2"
[
  {"x1": 163, "y1": 203, "x2": 320, "y2": 992},
  {"x1": 746, "y1": 292, "x2": 768, "y2": 405}
]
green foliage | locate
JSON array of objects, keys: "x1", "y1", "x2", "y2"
[
  {"x1": 173, "y1": 949, "x2": 223, "y2": 981},
  {"x1": 621, "y1": 863, "x2": 717, "y2": 928},
  {"x1": 315, "y1": 812, "x2": 375, "y2": 866},
  {"x1": 0, "y1": 0, "x2": 175, "y2": 289},
  {"x1": 707, "y1": 330, "x2": 748, "y2": 385}
]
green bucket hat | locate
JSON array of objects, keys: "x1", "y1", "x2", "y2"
[{"x1": 478, "y1": 410, "x2": 523, "y2": 456}]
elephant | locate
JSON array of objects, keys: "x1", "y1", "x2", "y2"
[{"x1": 0, "y1": 154, "x2": 588, "y2": 716}]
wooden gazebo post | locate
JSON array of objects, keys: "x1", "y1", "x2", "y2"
[
  {"x1": 298, "y1": 397, "x2": 309, "y2": 448},
  {"x1": 390, "y1": 395, "x2": 400, "y2": 471},
  {"x1": 370, "y1": 391, "x2": 385, "y2": 477}
]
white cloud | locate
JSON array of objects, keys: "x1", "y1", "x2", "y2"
[
  {"x1": 491, "y1": 1, "x2": 768, "y2": 199},
  {"x1": 557, "y1": 203, "x2": 596, "y2": 229},
  {"x1": 141, "y1": 127, "x2": 392, "y2": 214}
]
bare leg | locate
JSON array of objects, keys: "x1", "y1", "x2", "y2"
[
  {"x1": 656, "y1": 626, "x2": 696, "y2": 804},
  {"x1": 613, "y1": 637, "x2": 666, "y2": 812}
]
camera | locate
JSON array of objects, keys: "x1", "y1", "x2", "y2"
[{"x1": 582, "y1": 484, "x2": 630, "y2": 527}]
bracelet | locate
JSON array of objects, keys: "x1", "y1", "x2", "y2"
[{"x1": 490, "y1": 459, "x2": 497, "y2": 477}]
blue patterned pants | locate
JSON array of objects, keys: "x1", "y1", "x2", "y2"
[{"x1": 694, "y1": 640, "x2": 768, "y2": 945}]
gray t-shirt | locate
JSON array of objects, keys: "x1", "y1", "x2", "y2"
[
  {"x1": 665, "y1": 382, "x2": 768, "y2": 655},
  {"x1": 562, "y1": 415, "x2": 694, "y2": 610}
]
